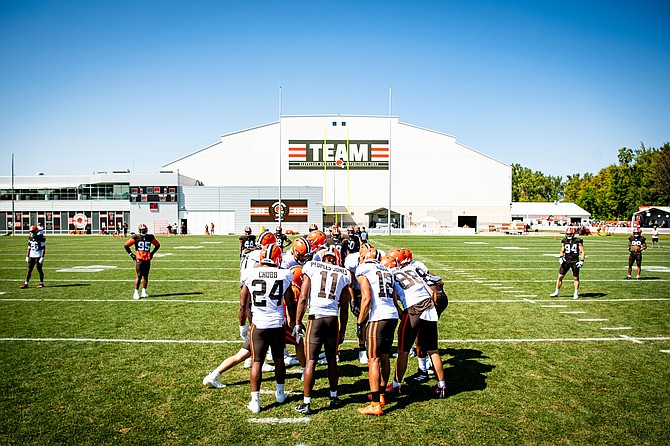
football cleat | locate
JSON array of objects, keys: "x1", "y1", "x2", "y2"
[
  {"x1": 19, "y1": 284, "x2": 29, "y2": 289},
  {"x1": 247, "y1": 400, "x2": 261, "y2": 414},
  {"x1": 141, "y1": 291, "x2": 149, "y2": 298},
  {"x1": 435, "y1": 385, "x2": 447, "y2": 399},
  {"x1": 36, "y1": 284, "x2": 44, "y2": 289},
  {"x1": 407, "y1": 370, "x2": 429, "y2": 383},
  {"x1": 329, "y1": 396, "x2": 344, "y2": 409},
  {"x1": 133, "y1": 290, "x2": 140, "y2": 300},
  {"x1": 284, "y1": 355, "x2": 301, "y2": 367},
  {"x1": 295, "y1": 403, "x2": 312, "y2": 415},
  {"x1": 366, "y1": 393, "x2": 386, "y2": 407},
  {"x1": 276, "y1": 389, "x2": 287, "y2": 403},
  {"x1": 202, "y1": 374, "x2": 226, "y2": 388},
  {"x1": 385, "y1": 384, "x2": 403, "y2": 396},
  {"x1": 573, "y1": 293, "x2": 579, "y2": 300},
  {"x1": 318, "y1": 354, "x2": 339, "y2": 365},
  {"x1": 262, "y1": 362, "x2": 275, "y2": 373},
  {"x1": 359, "y1": 350, "x2": 368, "y2": 364},
  {"x1": 549, "y1": 291, "x2": 559, "y2": 297},
  {"x1": 625, "y1": 275, "x2": 631, "y2": 280},
  {"x1": 357, "y1": 402, "x2": 383, "y2": 416},
  {"x1": 244, "y1": 357, "x2": 252, "y2": 368},
  {"x1": 408, "y1": 347, "x2": 417, "y2": 357},
  {"x1": 636, "y1": 276, "x2": 641, "y2": 280}
]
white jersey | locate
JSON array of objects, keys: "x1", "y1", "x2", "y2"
[
  {"x1": 281, "y1": 251, "x2": 304, "y2": 269},
  {"x1": 241, "y1": 266, "x2": 293, "y2": 329},
  {"x1": 356, "y1": 261, "x2": 398, "y2": 322},
  {"x1": 28, "y1": 236, "x2": 46, "y2": 258},
  {"x1": 409, "y1": 260, "x2": 429, "y2": 277},
  {"x1": 394, "y1": 264, "x2": 438, "y2": 321},
  {"x1": 344, "y1": 253, "x2": 361, "y2": 290},
  {"x1": 302, "y1": 260, "x2": 351, "y2": 317}
]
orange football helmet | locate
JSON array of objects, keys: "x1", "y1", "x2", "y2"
[
  {"x1": 260, "y1": 243, "x2": 283, "y2": 266},
  {"x1": 309, "y1": 223, "x2": 318, "y2": 232},
  {"x1": 244, "y1": 226, "x2": 252, "y2": 235},
  {"x1": 360, "y1": 246, "x2": 381, "y2": 264},
  {"x1": 257, "y1": 231, "x2": 278, "y2": 247},
  {"x1": 290, "y1": 236, "x2": 310, "y2": 263},
  {"x1": 319, "y1": 245, "x2": 342, "y2": 266},
  {"x1": 381, "y1": 255, "x2": 398, "y2": 269},
  {"x1": 138, "y1": 224, "x2": 148, "y2": 234},
  {"x1": 400, "y1": 248, "x2": 413, "y2": 266},
  {"x1": 306, "y1": 230, "x2": 327, "y2": 253}
]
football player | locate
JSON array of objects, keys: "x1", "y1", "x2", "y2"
[
  {"x1": 281, "y1": 236, "x2": 311, "y2": 269},
  {"x1": 275, "y1": 226, "x2": 292, "y2": 250},
  {"x1": 239, "y1": 226, "x2": 256, "y2": 256},
  {"x1": 20, "y1": 225, "x2": 46, "y2": 289},
  {"x1": 355, "y1": 247, "x2": 399, "y2": 416},
  {"x1": 550, "y1": 227, "x2": 585, "y2": 299},
  {"x1": 627, "y1": 226, "x2": 647, "y2": 280},
  {"x1": 238, "y1": 243, "x2": 296, "y2": 414},
  {"x1": 124, "y1": 224, "x2": 160, "y2": 300},
  {"x1": 344, "y1": 242, "x2": 373, "y2": 364},
  {"x1": 388, "y1": 248, "x2": 447, "y2": 399},
  {"x1": 651, "y1": 225, "x2": 660, "y2": 248},
  {"x1": 294, "y1": 246, "x2": 352, "y2": 415}
]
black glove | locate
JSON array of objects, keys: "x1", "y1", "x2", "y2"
[
  {"x1": 338, "y1": 331, "x2": 345, "y2": 345},
  {"x1": 129, "y1": 253, "x2": 136, "y2": 261},
  {"x1": 356, "y1": 322, "x2": 364, "y2": 340}
]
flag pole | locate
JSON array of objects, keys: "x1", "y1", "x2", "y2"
[
  {"x1": 387, "y1": 87, "x2": 392, "y2": 236},
  {"x1": 11, "y1": 153, "x2": 15, "y2": 236},
  {"x1": 278, "y1": 86, "x2": 282, "y2": 228}
]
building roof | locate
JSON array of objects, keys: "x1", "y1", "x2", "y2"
[
  {"x1": 633, "y1": 206, "x2": 670, "y2": 215},
  {"x1": 511, "y1": 202, "x2": 590, "y2": 218}
]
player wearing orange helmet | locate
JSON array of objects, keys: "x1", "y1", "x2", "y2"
[
  {"x1": 550, "y1": 227, "x2": 585, "y2": 299},
  {"x1": 627, "y1": 226, "x2": 647, "y2": 280},
  {"x1": 282, "y1": 236, "x2": 311, "y2": 269},
  {"x1": 239, "y1": 226, "x2": 256, "y2": 256},
  {"x1": 124, "y1": 224, "x2": 160, "y2": 299},
  {"x1": 239, "y1": 243, "x2": 296, "y2": 413},
  {"x1": 294, "y1": 244, "x2": 352, "y2": 415}
]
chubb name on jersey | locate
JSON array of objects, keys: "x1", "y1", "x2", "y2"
[{"x1": 258, "y1": 271, "x2": 278, "y2": 278}]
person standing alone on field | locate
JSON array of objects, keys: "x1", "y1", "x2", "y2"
[
  {"x1": 20, "y1": 225, "x2": 46, "y2": 289},
  {"x1": 626, "y1": 226, "x2": 647, "y2": 280},
  {"x1": 124, "y1": 224, "x2": 160, "y2": 299},
  {"x1": 550, "y1": 227, "x2": 585, "y2": 299}
]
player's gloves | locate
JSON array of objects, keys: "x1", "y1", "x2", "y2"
[
  {"x1": 559, "y1": 256, "x2": 564, "y2": 264},
  {"x1": 576, "y1": 260, "x2": 584, "y2": 268},
  {"x1": 129, "y1": 253, "x2": 136, "y2": 261},
  {"x1": 356, "y1": 322, "x2": 365, "y2": 340},
  {"x1": 338, "y1": 330, "x2": 345, "y2": 345},
  {"x1": 25, "y1": 256, "x2": 29, "y2": 263},
  {"x1": 425, "y1": 274, "x2": 442, "y2": 286},
  {"x1": 292, "y1": 323, "x2": 305, "y2": 344},
  {"x1": 239, "y1": 324, "x2": 250, "y2": 341},
  {"x1": 38, "y1": 257, "x2": 44, "y2": 265}
]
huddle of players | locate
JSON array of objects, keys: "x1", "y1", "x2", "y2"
[{"x1": 229, "y1": 224, "x2": 448, "y2": 416}]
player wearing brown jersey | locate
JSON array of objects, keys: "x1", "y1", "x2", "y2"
[{"x1": 124, "y1": 224, "x2": 160, "y2": 300}]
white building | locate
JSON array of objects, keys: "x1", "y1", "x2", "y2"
[
  {"x1": 164, "y1": 115, "x2": 512, "y2": 233},
  {"x1": 511, "y1": 202, "x2": 591, "y2": 226}
]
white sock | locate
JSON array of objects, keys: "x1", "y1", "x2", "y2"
[
  {"x1": 330, "y1": 390, "x2": 337, "y2": 398},
  {"x1": 211, "y1": 371, "x2": 220, "y2": 378},
  {"x1": 417, "y1": 357, "x2": 427, "y2": 372},
  {"x1": 277, "y1": 383, "x2": 285, "y2": 393},
  {"x1": 251, "y1": 391, "x2": 260, "y2": 402},
  {"x1": 392, "y1": 380, "x2": 400, "y2": 388},
  {"x1": 437, "y1": 380, "x2": 445, "y2": 388},
  {"x1": 303, "y1": 396, "x2": 311, "y2": 404}
]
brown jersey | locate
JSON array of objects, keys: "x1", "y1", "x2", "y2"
[{"x1": 125, "y1": 234, "x2": 160, "y2": 261}]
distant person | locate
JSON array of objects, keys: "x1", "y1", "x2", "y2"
[
  {"x1": 360, "y1": 226, "x2": 369, "y2": 243},
  {"x1": 166, "y1": 223, "x2": 173, "y2": 236},
  {"x1": 239, "y1": 226, "x2": 256, "y2": 256},
  {"x1": 205, "y1": 224, "x2": 209, "y2": 236},
  {"x1": 20, "y1": 225, "x2": 46, "y2": 289},
  {"x1": 275, "y1": 226, "x2": 291, "y2": 250},
  {"x1": 123, "y1": 222, "x2": 128, "y2": 237},
  {"x1": 651, "y1": 225, "x2": 661, "y2": 248},
  {"x1": 210, "y1": 222, "x2": 215, "y2": 236},
  {"x1": 124, "y1": 224, "x2": 160, "y2": 300},
  {"x1": 180, "y1": 222, "x2": 186, "y2": 235},
  {"x1": 550, "y1": 227, "x2": 585, "y2": 299},
  {"x1": 626, "y1": 227, "x2": 647, "y2": 280}
]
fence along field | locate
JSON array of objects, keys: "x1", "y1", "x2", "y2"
[{"x1": 0, "y1": 233, "x2": 669, "y2": 445}]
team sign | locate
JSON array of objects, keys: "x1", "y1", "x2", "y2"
[
  {"x1": 250, "y1": 199, "x2": 309, "y2": 223},
  {"x1": 288, "y1": 140, "x2": 389, "y2": 170}
]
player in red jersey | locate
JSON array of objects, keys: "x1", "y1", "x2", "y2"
[{"x1": 124, "y1": 224, "x2": 160, "y2": 300}]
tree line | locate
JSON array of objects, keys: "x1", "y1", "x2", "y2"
[{"x1": 512, "y1": 142, "x2": 670, "y2": 220}]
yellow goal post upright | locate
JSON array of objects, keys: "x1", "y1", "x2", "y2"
[{"x1": 322, "y1": 129, "x2": 352, "y2": 228}]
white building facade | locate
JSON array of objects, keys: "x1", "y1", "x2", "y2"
[{"x1": 164, "y1": 115, "x2": 512, "y2": 233}]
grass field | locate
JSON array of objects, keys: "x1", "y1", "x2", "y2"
[{"x1": 1, "y1": 232, "x2": 669, "y2": 445}]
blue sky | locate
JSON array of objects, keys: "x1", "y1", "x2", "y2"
[{"x1": 1, "y1": 0, "x2": 668, "y2": 178}]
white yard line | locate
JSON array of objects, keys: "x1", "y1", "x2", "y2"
[{"x1": 248, "y1": 417, "x2": 310, "y2": 424}]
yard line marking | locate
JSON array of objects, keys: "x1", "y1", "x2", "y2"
[
  {"x1": 2, "y1": 336, "x2": 669, "y2": 344},
  {"x1": 248, "y1": 417, "x2": 310, "y2": 424},
  {"x1": 523, "y1": 298, "x2": 537, "y2": 304},
  {"x1": 619, "y1": 335, "x2": 643, "y2": 344},
  {"x1": 660, "y1": 350, "x2": 670, "y2": 354},
  {"x1": 577, "y1": 319, "x2": 608, "y2": 322},
  {"x1": 0, "y1": 298, "x2": 239, "y2": 304},
  {"x1": 601, "y1": 327, "x2": 632, "y2": 331},
  {"x1": 542, "y1": 305, "x2": 567, "y2": 308},
  {"x1": 560, "y1": 311, "x2": 587, "y2": 314},
  {"x1": 0, "y1": 279, "x2": 240, "y2": 283},
  {"x1": 517, "y1": 295, "x2": 538, "y2": 298}
]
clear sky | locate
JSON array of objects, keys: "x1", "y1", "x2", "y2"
[{"x1": 1, "y1": 0, "x2": 668, "y2": 178}]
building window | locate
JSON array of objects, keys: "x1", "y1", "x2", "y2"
[{"x1": 342, "y1": 122, "x2": 346, "y2": 126}]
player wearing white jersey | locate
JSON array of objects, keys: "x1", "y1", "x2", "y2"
[
  {"x1": 388, "y1": 250, "x2": 447, "y2": 399},
  {"x1": 344, "y1": 243, "x2": 373, "y2": 363},
  {"x1": 355, "y1": 247, "x2": 400, "y2": 416},
  {"x1": 294, "y1": 246, "x2": 352, "y2": 415},
  {"x1": 238, "y1": 243, "x2": 296, "y2": 414}
]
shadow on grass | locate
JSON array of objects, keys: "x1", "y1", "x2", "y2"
[
  {"x1": 146, "y1": 292, "x2": 204, "y2": 297},
  {"x1": 40, "y1": 283, "x2": 91, "y2": 288},
  {"x1": 578, "y1": 292, "x2": 607, "y2": 298},
  {"x1": 384, "y1": 347, "x2": 495, "y2": 414}
]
